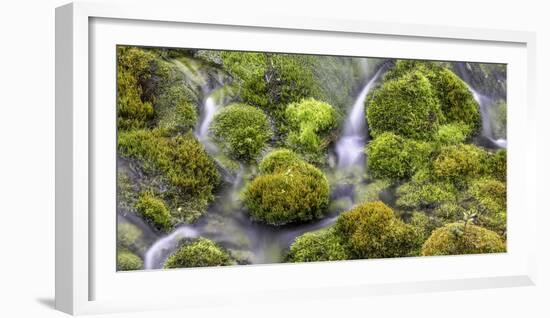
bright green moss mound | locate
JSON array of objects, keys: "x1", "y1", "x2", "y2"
[
  {"x1": 135, "y1": 192, "x2": 171, "y2": 231},
  {"x1": 164, "y1": 238, "x2": 233, "y2": 268},
  {"x1": 117, "y1": 248, "x2": 143, "y2": 271},
  {"x1": 210, "y1": 103, "x2": 272, "y2": 162},
  {"x1": 286, "y1": 228, "x2": 349, "y2": 262},
  {"x1": 382, "y1": 61, "x2": 480, "y2": 134},
  {"x1": 433, "y1": 144, "x2": 488, "y2": 181},
  {"x1": 259, "y1": 148, "x2": 302, "y2": 174},
  {"x1": 118, "y1": 129, "x2": 220, "y2": 223},
  {"x1": 488, "y1": 149, "x2": 507, "y2": 181},
  {"x1": 435, "y1": 123, "x2": 470, "y2": 145},
  {"x1": 366, "y1": 70, "x2": 442, "y2": 140},
  {"x1": 422, "y1": 223, "x2": 506, "y2": 256},
  {"x1": 285, "y1": 98, "x2": 338, "y2": 161},
  {"x1": 335, "y1": 201, "x2": 421, "y2": 259},
  {"x1": 396, "y1": 180, "x2": 458, "y2": 211},
  {"x1": 243, "y1": 162, "x2": 330, "y2": 225},
  {"x1": 155, "y1": 85, "x2": 197, "y2": 134},
  {"x1": 366, "y1": 132, "x2": 433, "y2": 179}
]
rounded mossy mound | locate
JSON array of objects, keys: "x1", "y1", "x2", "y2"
[
  {"x1": 210, "y1": 103, "x2": 272, "y2": 162},
  {"x1": 366, "y1": 132, "x2": 433, "y2": 180},
  {"x1": 285, "y1": 98, "x2": 338, "y2": 157},
  {"x1": 117, "y1": 222, "x2": 144, "y2": 251},
  {"x1": 164, "y1": 238, "x2": 233, "y2": 268},
  {"x1": 259, "y1": 148, "x2": 302, "y2": 174},
  {"x1": 375, "y1": 60, "x2": 480, "y2": 137},
  {"x1": 435, "y1": 123, "x2": 471, "y2": 145},
  {"x1": 467, "y1": 178, "x2": 507, "y2": 235},
  {"x1": 135, "y1": 192, "x2": 171, "y2": 232},
  {"x1": 117, "y1": 248, "x2": 143, "y2": 271},
  {"x1": 286, "y1": 228, "x2": 349, "y2": 263},
  {"x1": 335, "y1": 201, "x2": 421, "y2": 259},
  {"x1": 433, "y1": 144, "x2": 488, "y2": 181},
  {"x1": 243, "y1": 162, "x2": 330, "y2": 226},
  {"x1": 366, "y1": 70, "x2": 442, "y2": 140},
  {"x1": 421, "y1": 222, "x2": 506, "y2": 256}
]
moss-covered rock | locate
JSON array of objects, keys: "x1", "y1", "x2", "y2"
[
  {"x1": 117, "y1": 222, "x2": 144, "y2": 251},
  {"x1": 452, "y1": 62, "x2": 507, "y2": 99},
  {"x1": 286, "y1": 228, "x2": 349, "y2": 262},
  {"x1": 259, "y1": 148, "x2": 302, "y2": 174},
  {"x1": 135, "y1": 192, "x2": 172, "y2": 231},
  {"x1": 164, "y1": 238, "x2": 233, "y2": 268},
  {"x1": 335, "y1": 201, "x2": 422, "y2": 259},
  {"x1": 366, "y1": 132, "x2": 433, "y2": 180},
  {"x1": 366, "y1": 70, "x2": 442, "y2": 140},
  {"x1": 487, "y1": 149, "x2": 507, "y2": 181},
  {"x1": 243, "y1": 162, "x2": 330, "y2": 225},
  {"x1": 285, "y1": 98, "x2": 338, "y2": 162},
  {"x1": 467, "y1": 178, "x2": 507, "y2": 235},
  {"x1": 117, "y1": 247, "x2": 143, "y2": 271},
  {"x1": 118, "y1": 129, "x2": 220, "y2": 223},
  {"x1": 435, "y1": 123, "x2": 471, "y2": 145},
  {"x1": 433, "y1": 144, "x2": 489, "y2": 182},
  {"x1": 210, "y1": 103, "x2": 272, "y2": 162},
  {"x1": 422, "y1": 222, "x2": 506, "y2": 256},
  {"x1": 396, "y1": 180, "x2": 458, "y2": 211},
  {"x1": 155, "y1": 85, "x2": 197, "y2": 134}
]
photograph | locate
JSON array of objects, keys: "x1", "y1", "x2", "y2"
[{"x1": 115, "y1": 46, "x2": 507, "y2": 271}]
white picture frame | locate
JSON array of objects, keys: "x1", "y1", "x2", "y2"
[{"x1": 55, "y1": 1, "x2": 538, "y2": 315}]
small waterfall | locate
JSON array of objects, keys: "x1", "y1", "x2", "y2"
[
  {"x1": 469, "y1": 88, "x2": 507, "y2": 148},
  {"x1": 335, "y1": 65, "x2": 386, "y2": 168},
  {"x1": 197, "y1": 95, "x2": 220, "y2": 141},
  {"x1": 144, "y1": 225, "x2": 199, "y2": 269}
]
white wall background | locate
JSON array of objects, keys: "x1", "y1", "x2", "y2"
[{"x1": 0, "y1": 0, "x2": 547, "y2": 317}]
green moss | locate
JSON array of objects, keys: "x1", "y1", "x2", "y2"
[
  {"x1": 366, "y1": 132, "x2": 433, "y2": 180},
  {"x1": 381, "y1": 60, "x2": 480, "y2": 136},
  {"x1": 421, "y1": 222, "x2": 506, "y2": 256},
  {"x1": 490, "y1": 100, "x2": 507, "y2": 140},
  {"x1": 433, "y1": 144, "x2": 489, "y2": 182},
  {"x1": 118, "y1": 129, "x2": 220, "y2": 223},
  {"x1": 335, "y1": 201, "x2": 422, "y2": 259},
  {"x1": 117, "y1": 222, "x2": 143, "y2": 250},
  {"x1": 435, "y1": 123, "x2": 471, "y2": 145},
  {"x1": 210, "y1": 103, "x2": 272, "y2": 162},
  {"x1": 409, "y1": 211, "x2": 440, "y2": 243},
  {"x1": 164, "y1": 238, "x2": 233, "y2": 268},
  {"x1": 259, "y1": 148, "x2": 302, "y2": 174},
  {"x1": 355, "y1": 179, "x2": 392, "y2": 203},
  {"x1": 467, "y1": 178, "x2": 507, "y2": 235},
  {"x1": 487, "y1": 149, "x2": 507, "y2": 181},
  {"x1": 243, "y1": 161, "x2": 330, "y2": 225},
  {"x1": 396, "y1": 180, "x2": 458, "y2": 211},
  {"x1": 285, "y1": 98, "x2": 338, "y2": 162},
  {"x1": 135, "y1": 192, "x2": 171, "y2": 231},
  {"x1": 286, "y1": 228, "x2": 349, "y2": 262},
  {"x1": 117, "y1": 247, "x2": 143, "y2": 271},
  {"x1": 155, "y1": 85, "x2": 197, "y2": 134},
  {"x1": 366, "y1": 70, "x2": 442, "y2": 140}
]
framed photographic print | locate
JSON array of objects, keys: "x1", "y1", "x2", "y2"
[{"x1": 56, "y1": 1, "x2": 537, "y2": 315}]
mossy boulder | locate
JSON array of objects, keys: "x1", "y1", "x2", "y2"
[
  {"x1": 117, "y1": 222, "x2": 144, "y2": 251},
  {"x1": 118, "y1": 129, "x2": 220, "y2": 223},
  {"x1": 243, "y1": 161, "x2": 330, "y2": 226},
  {"x1": 117, "y1": 248, "x2": 143, "y2": 271},
  {"x1": 155, "y1": 85, "x2": 197, "y2": 134},
  {"x1": 164, "y1": 238, "x2": 233, "y2": 268},
  {"x1": 286, "y1": 228, "x2": 349, "y2": 262},
  {"x1": 210, "y1": 103, "x2": 272, "y2": 162},
  {"x1": 259, "y1": 148, "x2": 302, "y2": 174},
  {"x1": 396, "y1": 180, "x2": 458, "y2": 211},
  {"x1": 285, "y1": 98, "x2": 338, "y2": 162},
  {"x1": 366, "y1": 132, "x2": 433, "y2": 180},
  {"x1": 366, "y1": 70, "x2": 442, "y2": 140},
  {"x1": 433, "y1": 144, "x2": 489, "y2": 181},
  {"x1": 335, "y1": 201, "x2": 422, "y2": 259},
  {"x1": 487, "y1": 149, "x2": 507, "y2": 181},
  {"x1": 422, "y1": 222, "x2": 506, "y2": 256},
  {"x1": 435, "y1": 123, "x2": 471, "y2": 145}
]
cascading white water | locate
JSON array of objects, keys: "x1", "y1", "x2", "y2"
[
  {"x1": 144, "y1": 225, "x2": 199, "y2": 269},
  {"x1": 335, "y1": 66, "x2": 385, "y2": 168},
  {"x1": 198, "y1": 95, "x2": 219, "y2": 141},
  {"x1": 469, "y1": 87, "x2": 507, "y2": 148}
]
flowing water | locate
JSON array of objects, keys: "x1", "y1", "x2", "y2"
[{"x1": 469, "y1": 88, "x2": 507, "y2": 148}]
